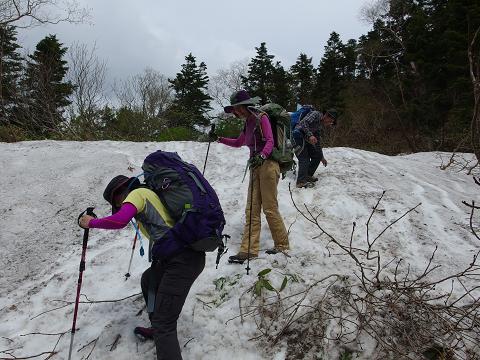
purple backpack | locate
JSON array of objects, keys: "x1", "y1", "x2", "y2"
[{"x1": 141, "y1": 150, "x2": 226, "y2": 260}]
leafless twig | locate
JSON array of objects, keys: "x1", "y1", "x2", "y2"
[
  {"x1": 30, "y1": 292, "x2": 142, "y2": 320},
  {"x1": 238, "y1": 188, "x2": 480, "y2": 359}
]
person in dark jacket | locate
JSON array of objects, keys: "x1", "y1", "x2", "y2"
[
  {"x1": 293, "y1": 109, "x2": 337, "y2": 188},
  {"x1": 79, "y1": 175, "x2": 204, "y2": 360}
]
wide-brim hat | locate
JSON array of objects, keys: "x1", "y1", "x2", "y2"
[
  {"x1": 224, "y1": 89, "x2": 261, "y2": 113},
  {"x1": 103, "y1": 175, "x2": 139, "y2": 214}
]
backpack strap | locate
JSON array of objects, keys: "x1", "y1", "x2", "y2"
[
  {"x1": 249, "y1": 108, "x2": 266, "y2": 141},
  {"x1": 147, "y1": 260, "x2": 157, "y2": 313},
  {"x1": 187, "y1": 171, "x2": 206, "y2": 194}
]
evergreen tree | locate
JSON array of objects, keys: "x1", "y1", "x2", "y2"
[
  {"x1": 404, "y1": 0, "x2": 480, "y2": 134},
  {"x1": 356, "y1": 0, "x2": 480, "y2": 149},
  {"x1": 0, "y1": 25, "x2": 22, "y2": 125},
  {"x1": 110, "y1": 107, "x2": 148, "y2": 140},
  {"x1": 356, "y1": 22, "x2": 397, "y2": 81},
  {"x1": 242, "y1": 42, "x2": 275, "y2": 103},
  {"x1": 314, "y1": 32, "x2": 345, "y2": 109},
  {"x1": 99, "y1": 105, "x2": 116, "y2": 128},
  {"x1": 269, "y1": 61, "x2": 294, "y2": 109},
  {"x1": 290, "y1": 53, "x2": 316, "y2": 105},
  {"x1": 168, "y1": 53, "x2": 212, "y2": 127},
  {"x1": 341, "y1": 39, "x2": 357, "y2": 81},
  {"x1": 22, "y1": 34, "x2": 74, "y2": 137}
]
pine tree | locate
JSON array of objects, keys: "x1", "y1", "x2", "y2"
[
  {"x1": 242, "y1": 42, "x2": 275, "y2": 103},
  {"x1": 405, "y1": 0, "x2": 480, "y2": 133},
  {"x1": 356, "y1": 0, "x2": 480, "y2": 148},
  {"x1": 22, "y1": 34, "x2": 74, "y2": 137},
  {"x1": 270, "y1": 61, "x2": 294, "y2": 109},
  {"x1": 290, "y1": 53, "x2": 316, "y2": 105},
  {"x1": 314, "y1": 32, "x2": 345, "y2": 109},
  {"x1": 341, "y1": 39, "x2": 357, "y2": 81},
  {"x1": 168, "y1": 53, "x2": 212, "y2": 127},
  {"x1": 0, "y1": 25, "x2": 22, "y2": 125}
]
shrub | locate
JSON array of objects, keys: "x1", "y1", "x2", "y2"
[
  {"x1": 0, "y1": 125, "x2": 30, "y2": 142},
  {"x1": 215, "y1": 116, "x2": 244, "y2": 138},
  {"x1": 155, "y1": 126, "x2": 201, "y2": 141}
]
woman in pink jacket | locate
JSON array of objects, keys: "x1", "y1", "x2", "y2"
[{"x1": 216, "y1": 90, "x2": 289, "y2": 264}]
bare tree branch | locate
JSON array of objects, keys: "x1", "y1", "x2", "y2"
[
  {"x1": 0, "y1": 0, "x2": 90, "y2": 28},
  {"x1": 233, "y1": 188, "x2": 480, "y2": 359}
]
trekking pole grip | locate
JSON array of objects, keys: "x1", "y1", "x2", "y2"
[
  {"x1": 77, "y1": 206, "x2": 96, "y2": 219},
  {"x1": 77, "y1": 207, "x2": 96, "y2": 272},
  {"x1": 86, "y1": 207, "x2": 96, "y2": 217},
  {"x1": 77, "y1": 207, "x2": 97, "y2": 227}
]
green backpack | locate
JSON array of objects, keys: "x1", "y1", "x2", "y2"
[{"x1": 254, "y1": 103, "x2": 296, "y2": 177}]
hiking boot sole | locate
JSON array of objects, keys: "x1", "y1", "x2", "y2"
[
  {"x1": 265, "y1": 249, "x2": 280, "y2": 255},
  {"x1": 228, "y1": 258, "x2": 246, "y2": 264}
]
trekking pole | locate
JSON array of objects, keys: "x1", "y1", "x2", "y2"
[
  {"x1": 124, "y1": 231, "x2": 138, "y2": 280},
  {"x1": 69, "y1": 207, "x2": 96, "y2": 360},
  {"x1": 203, "y1": 124, "x2": 215, "y2": 175},
  {"x1": 246, "y1": 169, "x2": 254, "y2": 275}
]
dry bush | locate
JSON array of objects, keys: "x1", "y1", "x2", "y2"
[{"x1": 238, "y1": 189, "x2": 480, "y2": 360}]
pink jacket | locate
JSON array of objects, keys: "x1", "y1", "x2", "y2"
[
  {"x1": 88, "y1": 203, "x2": 137, "y2": 229},
  {"x1": 218, "y1": 113, "x2": 274, "y2": 158}
]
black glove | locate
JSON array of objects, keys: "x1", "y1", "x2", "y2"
[{"x1": 249, "y1": 154, "x2": 265, "y2": 169}]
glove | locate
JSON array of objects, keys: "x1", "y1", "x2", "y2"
[
  {"x1": 249, "y1": 154, "x2": 265, "y2": 169},
  {"x1": 208, "y1": 129, "x2": 218, "y2": 141}
]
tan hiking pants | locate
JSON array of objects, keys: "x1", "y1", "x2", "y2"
[{"x1": 239, "y1": 159, "x2": 289, "y2": 255}]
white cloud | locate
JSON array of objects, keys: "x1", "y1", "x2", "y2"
[{"x1": 17, "y1": 0, "x2": 371, "y2": 83}]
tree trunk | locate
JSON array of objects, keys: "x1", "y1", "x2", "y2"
[{"x1": 469, "y1": 26, "x2": 480, "y2": 162}]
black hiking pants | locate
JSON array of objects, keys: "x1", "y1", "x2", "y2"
[
  {"x1": 141, "y1": 249, "x2": 205, "y2": 360},
  {"x1": 293, "y1": 130, "x2": 324, "y2": 183}
]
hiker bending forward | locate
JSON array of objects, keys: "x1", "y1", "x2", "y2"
[
  {"x1": 293, "y1": 109, "x2": 337, "y2": 188},
  {"x1": 79, "y1": 175, "x2": 204, "y2": 360},
  {"x1": 215, "y1": 90, "x2": 289, "y2": 263}
]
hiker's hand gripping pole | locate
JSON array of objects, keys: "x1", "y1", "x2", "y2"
[{"x1": 68, "y1": 207, "x2": 96, "y2": 360}]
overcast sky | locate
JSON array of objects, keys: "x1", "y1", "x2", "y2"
[{"x1": 17, "y1": 0, "x2": 372, "y2": 85}]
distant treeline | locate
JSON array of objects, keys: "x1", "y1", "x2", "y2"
[{"x1": 1, "y1": 0, "x2": 479, "y2": 155}]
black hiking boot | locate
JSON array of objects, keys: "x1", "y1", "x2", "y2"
[
  {"x1": 228, "y1": 252, "x2": 257, "y2": 264},
  {"x1": 134, "y1": 326, "x2": 155, "y2": 341},
  {"x1": 296, "y1": 181, "x2": 314, "y2": 189},
  {"x1": 306, "y1": 176, "x2": 318, "y2": 182},
  {"x1": 265, "y1": 248, "x2": 290, "y2": 255},
  {"x1": 265, "y1": 248, "x2": 280, "y2": 255}
]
